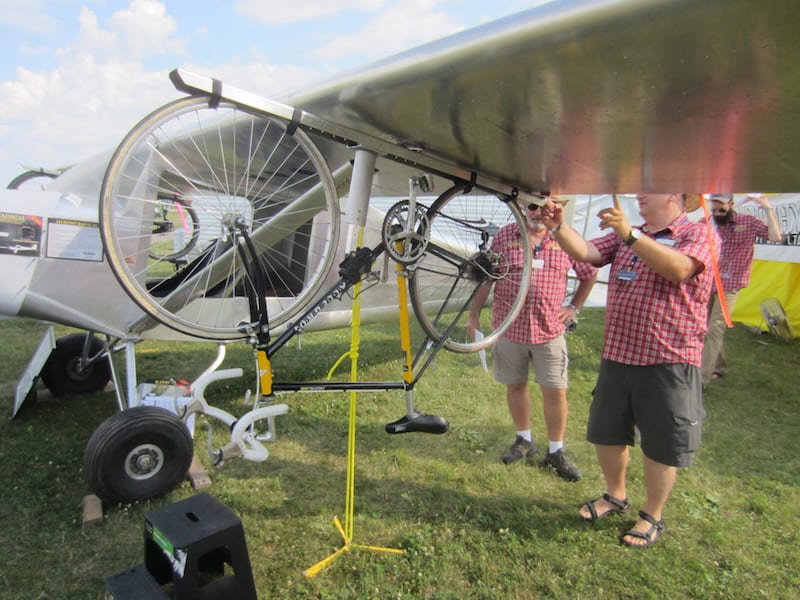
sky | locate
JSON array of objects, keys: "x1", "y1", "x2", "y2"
[{"x1": 0, "y1": 0, "x2": 537, "y2": 188}]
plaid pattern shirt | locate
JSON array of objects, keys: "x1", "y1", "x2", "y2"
[
  {"x1": 593, "y1": 214, "x2": 718, "y2": 367},
  {"x1": 714, "y1": 212, "x2": 769, "y2": 292},
  {"x1": 490, "y1": 223, "x2": 598, "y2": 345}
]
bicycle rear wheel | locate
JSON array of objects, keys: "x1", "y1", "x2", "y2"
[
  {"x1": 409, "y1": 184, "x2": 531, "y2": 353},
  {"x1": 147, "y1": 198, "x2": 200, "y2": 263},
  {"x1": 100, "y1": 96, "x2": 340, "y2": 340}
]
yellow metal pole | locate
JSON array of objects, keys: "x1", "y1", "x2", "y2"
[
  {"x1": 394, "y1": 246, "x2": 415, "y2": 385},
  {"x1": 256, "y1": 347, "x2": 274, "y2": 396}
]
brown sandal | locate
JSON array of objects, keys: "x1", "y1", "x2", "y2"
[{"x1": 581, "y1": 493, "x2": 631, "y2": 522}]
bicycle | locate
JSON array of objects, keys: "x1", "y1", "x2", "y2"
[{"x1": 83, "y1": 75, "x2": 535, "y2": 504}]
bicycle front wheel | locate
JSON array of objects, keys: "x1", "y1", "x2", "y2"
[
  {"x1": 100, "y1": 96, "x2": 340, "y2": 340},
  {"x1": 409, "y1": 184, "x2": 531, "y2": 353}
]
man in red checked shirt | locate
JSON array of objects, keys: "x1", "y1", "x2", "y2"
[
  {"x1": 466, "y1": 199, "x2": 597, "y2": 481},
  {"x1": 701, "y1": 194, "x2": 783, "y2": 386},
  {"x1": 539, "y1": 193, "x2": 718, "y2": 548}
]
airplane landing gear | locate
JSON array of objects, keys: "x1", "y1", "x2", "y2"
[
  {"x1": 41, "y1": 333, "x2": 111, "y2": 396},
  {"x1": 83, "y1": 406, "x2": 193, "y2": 505}
]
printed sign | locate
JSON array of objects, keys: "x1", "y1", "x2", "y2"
[
  {"x1": 45, "y1": 218, "x2": 103, "y2": 261},
  {"x1": 0, "y1": 211, "x2": 43, "y2": 257}
]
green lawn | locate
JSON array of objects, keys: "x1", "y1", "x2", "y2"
[{"x1": 0, "y1": 310, "x2": 797, "y2": 599}]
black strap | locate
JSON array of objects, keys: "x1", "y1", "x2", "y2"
[
  {"x1": 637, "y1": 509, "x2": 664, "y2": 530},
  {"x1": 208, "y1": 78, "x2": 223, "y2": 108},
  {"x1": 603, "y1": 493, "x2": 630, "y2": 510},
  {"x1": 285, "y1": 107, "x2": 302, "y2": 136}
]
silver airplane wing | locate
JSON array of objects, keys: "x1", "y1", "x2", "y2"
[{"x1": 284, "y1": 0, "x2": 800, "y2": 195}]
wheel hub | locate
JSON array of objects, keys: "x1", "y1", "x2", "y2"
[
  {"x1": 66, "y1": 357, "x2": 92, "y2": 381},
  {"x1": 125, "y1": 444, "x2": 164, "y2": 480}
]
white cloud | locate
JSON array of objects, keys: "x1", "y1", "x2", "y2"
[
  {"x1": 0, "y1": 2, "x2": 188, "y2": 182},
  {"x1": 313, "y1": 0, "x2": 462, "y2": 63},
  {"x1": 61, "y1": 1, "x2": 185, "y2": 61},
  {"x1": 109, "y1": 0, "x2": 184, "y2": 58},
  {"x1": 235, "y1": 0, "x2": 385, "y2": 25},
  {"x1": 0, "y1": 58, "x2": 176, "y2": 177},
  {"x1": 0, "y1": 0, "x2": 60, "y2": 35},
  {"x1": 0, "y1": 1, "x2": 329, "y2": 183}
]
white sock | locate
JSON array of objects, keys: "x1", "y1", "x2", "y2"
[
  {"x1": 517, "y1": 430, "x2": 532, "y2": 442},
  {"x1": 549, "y1": 441, "x2": 564, "y2": 454}
]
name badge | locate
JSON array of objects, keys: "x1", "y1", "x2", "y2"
[
  {"x1": 656, "y1": 238, "x2": 675, "y2": 246},
  {"x1": 532, "y1": 258, "x2": 545, "y2": 269},
  {"x1": 618, "y1": 269, "x2": 637, "y2": 281}
]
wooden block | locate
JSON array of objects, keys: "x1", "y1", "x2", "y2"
[
  {"x1": 82, "y1": 494, "x2": 103, "y2": 527},
  {"x1": 187, "y1": 456, "x2": 212, "y2": 490}
]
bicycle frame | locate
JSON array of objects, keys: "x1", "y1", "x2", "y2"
[{"x1": 182, "y1": 232, "x2": 465, "y2": 463}]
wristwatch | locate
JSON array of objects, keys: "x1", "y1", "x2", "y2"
[{"x1": 624, "y1": 228, "x2": 641, "y2": 246}]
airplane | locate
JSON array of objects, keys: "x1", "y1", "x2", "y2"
[{"x1": 2, "y1": 0, "x2": 799, "y2": 504}]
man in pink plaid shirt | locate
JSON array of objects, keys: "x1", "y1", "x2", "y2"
[
  {"x1": 540, "y1": 193, "x2": 718, "y2": 548},
  {"x1": 702, "y1": 194, "x2": 783, "y2": 385},
  {"x1": 466, "y1": 200, "x2": 597, "y2": 481}
]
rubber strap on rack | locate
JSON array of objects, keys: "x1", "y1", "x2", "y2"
[
  {"x1": 463, "y1": 171, "x2": 477, "y2": 194},
  {"x1": 286, "y1": 107, "x2": 302, "y2": 136},
  {"x1": 208, "y1": 78, "x2": 222, "y2": 108}
]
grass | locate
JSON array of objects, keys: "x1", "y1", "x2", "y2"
[{"x1": 0, "y1": 310, "x2": 798, "y2": 599}]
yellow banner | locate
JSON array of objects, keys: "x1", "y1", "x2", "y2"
[{"x1": 731, "y1": 260, "x2": 800, "y2": 337}]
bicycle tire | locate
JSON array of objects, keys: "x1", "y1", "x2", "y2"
[
  {"x1": 100, "y1": 95, "x2": 340, "y2": 340},
  {"x1": 6, "y1": 168, "x2": 60, "y2": 190},
  {"x1": 147, "y1": 198, "x2": 201, "y2": 262},
  {"x1": 409, "y1": 184, "x2": 531, "y2": 353}
]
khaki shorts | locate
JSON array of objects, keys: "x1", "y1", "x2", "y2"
[
  {"x1": 493, "y1": 336, "x2": 568, "y2": 388},
  {"x1": 587, "y1": 359, "x2": 705, "y2": 467}
]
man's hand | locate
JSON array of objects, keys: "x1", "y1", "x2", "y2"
[
  {"x1": 539, "y1": 199, "x2": 564, "y2": 230},
  {"x1": 597, "y1": 206, "x2": 633, "y2": 241},
  {"x1": 751, "y1": 194, "x2": 772, "y2": 209},
  {"x1": 557, "y1": 304, "x2": 578, "y2": 325}
]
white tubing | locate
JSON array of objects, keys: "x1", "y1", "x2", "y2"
[
  {"x1": 190, "y1": 367, "x2": 243, "y2": 399},
  {"x1": 230, "y1": 403, "x2": 290, "y2": 461}
]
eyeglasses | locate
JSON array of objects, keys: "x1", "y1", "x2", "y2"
[
  {"x1": 527, "y1": 203, "x2": 541, "y2": 212},
  {"x1": 711, "y1": 208, "x2": 729, "y2": 214}
]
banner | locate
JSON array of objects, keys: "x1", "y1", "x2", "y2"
[
  {"x1": 738, "y1": 194, "x2": 800, "y2": 263},
  {"x1": 730, "y1": 193, "x2": 800, "y2": 336}
]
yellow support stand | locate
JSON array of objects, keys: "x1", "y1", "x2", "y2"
[{"x1": 304, "y1": 228, "x2": 404, "y2": 578}]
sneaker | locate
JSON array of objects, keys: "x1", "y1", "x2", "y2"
[
  {"x1": 501, "y1": 435, "x2": 538, "y2": 464},
  {"x1": 543, "y1": 448, "x2": 582, "y2": 481}
]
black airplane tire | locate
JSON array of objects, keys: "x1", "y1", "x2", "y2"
[
  {"x1": 84, "y1": 406, "x2": 193, "y2": 505},
  {"x1": 41, "y1": 333, "x2": 111, "y2": 396}
]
